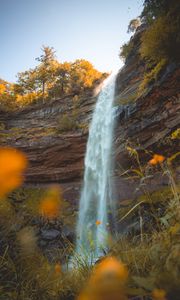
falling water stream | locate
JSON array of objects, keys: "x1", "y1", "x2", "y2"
[{"x1": 76, "y1": 74, "x2": 117, "y2": 261}]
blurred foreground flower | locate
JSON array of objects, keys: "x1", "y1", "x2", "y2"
[
  {"x1": 148, "y1": 154, "x2": 165, "y2": 165},
  {"x1": 39, "y1": 185, "x2": 61, "y2": 218},
  {"x1": 152, "y1": 288, "x2": 167, "y2": 300},
  {"x1": 96, "y1": 220, "x2": 101, "y2": 226},
  {"x1": 0, "y1": 147, "x2": 27, "y2": 198},
  {"x1": 90, "y1": 256, "x2": 128, "y2": 284},
  {"x1": 78, "y1": 256, "x2": 128, "y2": 300}
]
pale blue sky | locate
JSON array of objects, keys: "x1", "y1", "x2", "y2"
[{"x1": 0, "y1": 0, "x2": 144, "y2": 82}]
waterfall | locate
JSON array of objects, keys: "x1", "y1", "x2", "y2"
[{"x1": 76, "y1": 74, "x2": 116, "y2": 260}]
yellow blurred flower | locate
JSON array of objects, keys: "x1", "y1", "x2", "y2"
[
  {"x1": 96, "y1": 220, "x2": 101, "y2": 226},
  {"x1": 148, "y1": 154, "x2": 165, "y2": 165},
  {"x1": 0, "y1": 147, "x2": 27, "y2": 198},
  {"x1": 152, "y1": 288, "x2": 166, "y2": 300},
  {"x1": 39, "y1": 186, "x2": 61, "y2": 218},
  {"x1": 91, "y1": 256, "x2": 128, "y2": 284},
  {"x1": 78, "y1": 257, "x2": 128, "y2": 300}
]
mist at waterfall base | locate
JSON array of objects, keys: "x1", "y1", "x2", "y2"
[{"x1": 75, "y1": 73, "x2": 117, "y2": 262}]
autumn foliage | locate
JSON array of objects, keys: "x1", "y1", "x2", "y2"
[{"x1": 0, "y1": 46, "x2": 104, "y2": 110}]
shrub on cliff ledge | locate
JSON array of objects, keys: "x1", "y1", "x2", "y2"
[
  {"x1": 119, "y1": 40, "x2": 134, "y2": 61},
  {"x1": 57, "y1": 113, "x2": 79, "y2": 132},
  {"x1": 140, "y1": 14, "x2": 180, "y2": 64},
  {"x1": 127, "y1": 18, "x2": 141, "y2": 33},
  {"x1": 137, "y1": 0, "x2": 180, "y2": 93}
]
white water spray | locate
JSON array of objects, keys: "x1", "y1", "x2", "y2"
[{"x1": 76, "y1": 74, "x2": 117, "y2": 259}]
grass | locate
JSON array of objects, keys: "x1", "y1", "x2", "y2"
[{"x1": 0, "y1": 147, "x2": 179, "y2": 299}]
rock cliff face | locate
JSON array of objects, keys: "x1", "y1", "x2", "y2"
[
  {"x1": 1, "y1": 93, "x2": 96, "y2": 184},
  {"x1": 1, "y1": 27, "x2": 180, "y2": 203},
  {"x1": 114, "y1": 27, "x2": 180, "y2": 170}
]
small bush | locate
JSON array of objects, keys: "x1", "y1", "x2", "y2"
[
  {"x1": 119, "y1": 40, "x2": 133, "y2": 61},
  {"x1": 171, "y1": 128, "x2": 180, "y2": 140},
  {"x1": 140, "y1": 14, "x2": 180, "y2": 64},
  {"x1": 57, "y1": 113, "x2": 78, "y2": 132},
  {"x1": 138, "y1": 58, "x2": 167, "y2": 94},
  {"x1": 127, "y1": 18, "x2": 141, "y2": 33},
  {"x1": 0, "y1": 121, "x2": 5, "y2": 130}
]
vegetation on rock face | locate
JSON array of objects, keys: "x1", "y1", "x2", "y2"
[
  {"x1": 140, "y1": 3, "x2": 180, "y2": 64},
  {"x1": 119, "y1": 40, "x2": 134, "y2": 62},
  {"x1": 0, "y1": 79, "x2": 17, "y2": 111},
  {"x1": 139, "y1": 0, "x2": 180, "y2": 93},
  {"x1": 119, "y1": 0, "x2": 180, "y2": 94},
  {"x1": 0, "y1": 46, "x2": 105, "y2": 111},
  {"x1": 140, "y1": 0, "x2": 177, "y2": 25},
  {"x1": 57, "y1": 113, "x2": 79, "y2": 132},
  {"x1": 138, "y1": 58, "x2": 167, "y2": 95},
  {"x1": 120, "y1": 18, "x2": 141, "y2": 61},
  {"x1": 127, "y1": 18, "x2": 141, "y2": 34}
]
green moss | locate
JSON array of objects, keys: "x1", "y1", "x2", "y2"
[
  {"x1": 138, "y1": 59, "x2": 167, "y2": 95},
  {"x1": 56, "y1": 113, "x2": 78, "y2": 132},
  {"x1": 0, "y1": 121, "x2": 5, "y2": 130},
  {"x1": 117, "y1": 185, "x2": 180, "y2": 223},
  {"x1": 116, "y1": 92, "x2": 138, "y2": 105},
  {"x1": 140, "y1": 11, "x2": 180, "y2": 64},
  {"x1": 171, "y1": 128, "x2": 180, "y2": 140},
  {"x1": 119, "y1": 40, "x2": 134, "y2": 61},
  {"x1": 138, "y1": 185, "x2": 178, "y2": 204},
  {"x1": 9, "y1": 187, "x2": 46, "y2": 215}
]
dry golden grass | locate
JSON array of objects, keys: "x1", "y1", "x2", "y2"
[{"x1": 0, "y1": 147, "x2": 179, "y2": 300}]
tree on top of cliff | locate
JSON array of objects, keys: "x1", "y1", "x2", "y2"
[
  {"x1": 0, "y1": 79, "x2": 17, "y2": 111},
  {"x1": 141, "y1": 0, "x2": 167, "y2": 23},
  {"x1": 50, "y1": 62, "x2": 72, "y2": 96},
  {"x1": 35, "y1": 46, "x2": 59, "y2": 98},
  {"x1": 140, "y1": 0, "x2": 180, "y2": 63},
  {"x1": 70, "y1": 59, "x2": 102, "y2": 93},
  {"x1": 127, "y1": 18, "x2": 141, "y2": 33},
  {"x1": 0, "y1": 47, "x2": 104, "y2": 110},
  {"x1": 141, "y1": 0, "x2": 178, "y2": 24},
  {"x1": 17, "y1": 46, "x2": 59, "y2": 101},
  {"x1": 48, "y1": 59, "x2": 103, "y2": 98},
  {"x1": 120, "y1": 0, "x2": 180, "y2": 63},
  {"x1": 140, "y1": 14, "x2": 180, "y2": 63},
  {"x1": 119, "y1": 0, "x2": 180, "y2": 93},
  {"x1": 36, "y1": 46, "x2": 56, "y2": 65}
]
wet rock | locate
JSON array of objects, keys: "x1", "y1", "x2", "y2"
[
  {"x1": 40, "y1": 229, "x2": 61, "y2": 240},
  {"x1": 62, "y1": 225, "x2": 75, "y2": 242}
]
